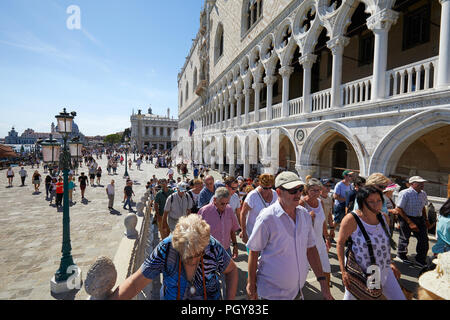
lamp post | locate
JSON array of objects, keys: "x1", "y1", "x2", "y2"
[
  {"x1": 124, "y1": 135, "x2": 129, "y2": 178},
  {"x1": 50, "y1": 108, "x2": 82, "y2": 295}
]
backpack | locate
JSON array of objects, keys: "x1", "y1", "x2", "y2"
[{"x1": 170, "y1": 191, "x2": 198, "y2": 213}]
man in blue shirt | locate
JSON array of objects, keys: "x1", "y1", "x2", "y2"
[
  {"x1": 395, "y1": 176, "x2": 430, "y2": 267},
  {"x1": 198, "y1": 175, "x2": 215, "y2": 209}
]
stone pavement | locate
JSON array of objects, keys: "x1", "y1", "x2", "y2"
[
  {"x1": 0, "y1": 158, "x2": 435, "y2": 300},
  {"x1": 0, "y1": 156, "x2": 220, "y2": 300}
]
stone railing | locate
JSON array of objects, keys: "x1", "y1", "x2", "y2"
[
  {"x1": 84, "y1": 189, "x2": 160, "y2": 300},
  {"x1": 386, "y1": 56, "x2": 438, "y2": 98},
  {"x1": 259, "y1": 108, "x2": 267, "y2": 121},
  {"x1": 289, "y1": 97, "x2": 303, "y2": 116},
  {"x1": 311, "y1": 89, "x2": 332, "y2": 112},
  {"x1": 248, "y1": 111, "x2": 255, "y2": 124},
  {"x1": 341, "y1": 75, "x2": 372, "y2": 106},
  {"x1": 272, "y1": 103, "x2": 282, "y2": 119}
]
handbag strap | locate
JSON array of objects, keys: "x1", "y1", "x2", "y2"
[
  {"x1": 350, "y1": 212, "x2": 377, "y2": 266},
  {"x1": 364, "y1": 200, "x2": 398, "y2": 251},
  {"x1": 256, "y1": 189, "x2": 269, "y2": 208},
  {"x1": 375, "y1": 213, "x2": 398, "y2": 251}
]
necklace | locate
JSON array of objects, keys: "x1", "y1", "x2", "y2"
[{"x1": 177, "y1": 255, "x2": 207, "y2": 300}]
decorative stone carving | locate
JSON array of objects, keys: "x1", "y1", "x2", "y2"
[
  {"x1": 84, "y1": 256, "x2": 117, "y2": 300},
  {"x1": 124, "y1": 213, "x2": 138, "y2": 239}
]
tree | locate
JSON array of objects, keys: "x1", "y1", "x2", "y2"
[{"x1": 104, "y1": 134, "x2": 121, "y2": 145}]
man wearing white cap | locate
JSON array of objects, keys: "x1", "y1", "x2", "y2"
[
  {"x1": 246, "y1": 171, "x2": 333, "y2": 300},
  {"x1": 162, "y1": 182, "x2": 193, "y2": 238},
  {"x1": 395, "y1": 176, "x2": 430, "y2": 267}
]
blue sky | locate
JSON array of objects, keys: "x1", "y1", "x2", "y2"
[{"x1": 0, "y1": 0, "x2": 204, "y2": 138}]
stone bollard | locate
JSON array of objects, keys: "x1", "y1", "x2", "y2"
[
  {"x1": 84, "y1": 256, "x2": 117, "y2": 300},
  {"x1": 124, "y1": 212, "x2": 138, "y2": 238},
  {"x1": 136, "y1": 202, "x2": 145, "y2": 217}
]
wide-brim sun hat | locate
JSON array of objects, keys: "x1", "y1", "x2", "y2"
[
  {"x1": 409, "y1": 176, "x2": 427, "y2": 184},
  {"x1": 418, "y1": 252, "x2": 450, "y2": 300},
  {"x1": 275, "y1": 171, "x2": 304, "y2": 189}
]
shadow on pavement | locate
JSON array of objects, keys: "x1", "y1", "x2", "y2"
[{"x1": 50, "y1": 287, "x2": 81, "y2": 300}]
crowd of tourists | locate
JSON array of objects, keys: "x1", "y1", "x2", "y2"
[
  {"x1": 111, "y1": 162, "x2": 450, "y2": 301},
  {"x1": 4, "y1": 149, "x2": 449, "y2": 301}
]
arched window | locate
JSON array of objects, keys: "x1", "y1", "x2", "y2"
[
  {"x1": 244, "y1": 0, "x2": 263, "y2": 33},
  {"x1": 193, "y1": 68, "x2": 198, "y2": 91},
  {"x1": 180, "y1": 91, "x2": 183, "y2": 107},
  {"x1": 214, "y1": 23, "x2": 224, "y2": 64},
  {"x1": 185, "y1": 83, "x2": 189, "y2": 101}
]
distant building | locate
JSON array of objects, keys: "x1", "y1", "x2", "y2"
[
  {"x1": 130, "y1": 107, "x2": 178, "y2": 152},
  {"x1": 4, "y1": 122, "x2": 86, "y2": 145}
]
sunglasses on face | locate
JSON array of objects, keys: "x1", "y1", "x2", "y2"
[{"x1": 280, "y1": 186, "x2": 304, "y2": 194}]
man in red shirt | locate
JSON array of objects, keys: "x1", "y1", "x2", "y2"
[{"x1": 55, "y1": 177, "x2": 64, "y2": 208}]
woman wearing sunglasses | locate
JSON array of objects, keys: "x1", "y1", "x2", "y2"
[{"x1": 110, "y1": 214, "x2": 238, "y2": 300}]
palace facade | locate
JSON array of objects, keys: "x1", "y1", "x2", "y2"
[
  {"x1": 130, "y1": 108, "x2": 178, "y2": 152},
  {"x1": 177, "y1": 0, "x2": 450, "y2": 197}
]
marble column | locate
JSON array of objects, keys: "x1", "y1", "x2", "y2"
[
  {"x1": 299, "y1": 53, "x2": 317, "y2": 114},
  {"x1": 235, "y1": 93, "x2": 244, "y2": 127},
  {"x1": 264, "y1": 75, "x2": 277, "y2": 121},
  {"x1": 279, "y1": 66, "x2": 294, "y2": 117},
  {"x1": 253, "y1": 82, "x2": 264, "y2": 122},
  {"x1": 367, "y1": 9, "x2": 398, "y2": 100},
  {"x1": 243, "y1": 88, "x2": 251, "y2": 125},
  {"x1": 437, "y1": 0, "x2": 450, "y2": 88},
  {"x1": 327, "y1": 36, "x2": 349, "y2": 108}
]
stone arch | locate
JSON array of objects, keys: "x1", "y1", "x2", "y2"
[
  {"x1": 369, "y1": 108, "x2": 450, "y2": 175},
  {"x1": 274, "y1": 18, "x2": 294, "y2": 52},
  {"x1": 300, "y1": 120, "x2": 367, "y2": 176},
  {"x1": 260, "y1": 33, "x2": 276, "y2": 62}
]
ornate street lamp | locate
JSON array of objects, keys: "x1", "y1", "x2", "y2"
[
  {"x1": 41, "y1": 134, "x2": 61, "y2": 175},
  {"x1": 50, "y1": 108, "x2": 82, "y2": 296},
  {"x1": 69, "y1": 136, "x2": 82, "y2": 176}
]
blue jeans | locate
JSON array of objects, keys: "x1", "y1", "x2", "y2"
[{"x1": 123, "y1": 196, "x2": 132, "y2": 210}]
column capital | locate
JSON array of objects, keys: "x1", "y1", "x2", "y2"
[
  {"x1": 440, "y1": 0, "x2": 450, "y2": 4},
  {"x1": 279, "y1": 66, "x2": 294, "y2": 78},
  {"x1": 264, "y1": 75, "x2": 278, "y2": 86},
  {"x1": 252, "y1": 82, "x2": 265, "y2": 91},
  {"x1": 298, "y1": 53, "x2": 317, "y2": 69},
  {"x1": 366, "y1": 8, "x2": 399, "y2": 32},
  {"x1": 327, "y1": 36, "x2": 350, "y2": 55},
  {"x1": 235, "y1": 93, "x2": 244, "y2": 101},
  {"x1": 243, "y1": 88, "x2": 252, "y2": 96}
]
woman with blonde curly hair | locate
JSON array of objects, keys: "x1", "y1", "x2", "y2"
[{"x1": 110, "y1": 214, "x2": 238, "y2": 300}]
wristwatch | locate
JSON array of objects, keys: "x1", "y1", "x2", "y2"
[
  {"x1": 317, "y1": 276, "x2": 326, "y2": 282},
  {"x1": 232, "y1": 242, "x2": 238, "y2": 247}
]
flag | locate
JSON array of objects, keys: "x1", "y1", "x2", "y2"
[{"x1": 189, "y1": 119, "x2": 195, "y2": 137}]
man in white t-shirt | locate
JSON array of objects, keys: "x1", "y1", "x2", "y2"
[
  {"x1": 106, "y1": 180, "x2": 115, "y2": 211},
  {"x1": 246, "y1": 171, "x2": 333, "y2": 300},
  {"x1": 224, "y1": 176, "x2": 241, "y2": 225},
  {"x1": 239, "y1": 173, "x2": 278, "y2": 243},
  {"x1": 167, "y1": 168, "x2": 174, "y2": 180},
  {"x1": 19, "y1": 167, "x2": 28, "y2": 186}
]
